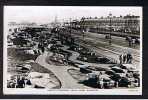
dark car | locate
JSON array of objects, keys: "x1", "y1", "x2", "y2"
[
  {"x1": 97, "y1": 57, "x2": 110, "y2": 63},
  {"x1": 111, "y1": 67, "x2": 125, "y2": 73},
  {"x1": 119, "y1": 77, "x2": 130, "y2": 87},
  {"x1": 105, "y1": 70, "x2": 116, "y2": 76},
  {"x1": 110, "y1": 73, "x2": 121, "y2": 82}
]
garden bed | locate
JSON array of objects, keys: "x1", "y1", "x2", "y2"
[{"x1": 7, "y1": 47, "x2": 61, "y2": 89}]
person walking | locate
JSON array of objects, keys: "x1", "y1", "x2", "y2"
[
  {"x1": 115, "y1": 81, "x2": 119, "y2": 88},
  {"x1": 132, "y1": 39, "x2": 136, "y2": 48},
  {"x1": 41, "y1": 46, "x2": 45, "y2": 53},
  {"x1": 16, "y1": 76, "x2": 25, "y2": 88},
  {"x1": 123, "y1": 53, "x2": 127, "y2": 64},
  {"x1": 126, "y1": 53, "x2": 129, "y2": 63},
  {"x1": 129, "y1": 54, "x2": 133, "y2": 64},
  {"x1": 119, "y1": 54, "x2": 123, "y2": 64},
  {"x1": 99, "y1": 78, "x2": 104, "y2": 89},
  {"x1": 128, "y1": 37, "x2": 132, "y2": 47}
]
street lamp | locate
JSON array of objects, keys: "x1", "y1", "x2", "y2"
[
  {"x1": 109, "y1": 12, "x2": 112, "y2": 45},
  {"x1": 82, "y1": 17, "x2": 85, "y2": 40},
  {"x1": 97, "y1": 24, "x2": 98, "y2": 33},
  {"x1": 69, "y1": 18, "x2": 74, "y2": 44},
  {"x1": 70, "y1": 18, "x2": 72, "y2": 37}
]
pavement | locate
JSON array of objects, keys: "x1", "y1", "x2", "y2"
[{"x1": 35, "y1": 51, "x2": 92, "y2": 89}]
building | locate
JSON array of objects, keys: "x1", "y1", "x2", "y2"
[
  {"x1": 72, "y1": 14, "x2": 140, "y2": 35},
  {"x1": 8, "y1": 22, "x2": 37, "y2": 34}
]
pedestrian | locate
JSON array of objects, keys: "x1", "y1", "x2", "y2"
[
  {"x1": 38, "y1": 49, "x2": 41, "y2": 55},
  {"x1": 132, "y1": 39, "x2": 136, "y2": 48},
  {"x1": 16, "y1": 76, "x2": 25, "y2": 88},
  {"x1": 41, "y1": 46, "x2": 45, "y2": 53},
  {"x1": 119, "y1": 54, "x2": 123, "y2": 64},
  {"x1": 134, "y1": 78, "x2": 139, "y2": 87},
  {"x1": 16, "y1": 76, "x2": 20, "y2": 88},
  {"x1": 126, "y1": 53, "x2": 130, "y2": 63},
  {"x1": 38, "y1": 43, "x2": 41, "y2": 49},
  {"x1": 115, "y1": 81, "x2": 119, "y2": 88},
  {"x1": 128, "y1": 38, "x2": 132, "y2": 47},
  {"x1": 20, "y1": 77, "x2": 25, "y2": 88},
  {"x1": 123, "y1": 53, "x2": 127, "y2": 64},
  {"x1": 99, "y1": 78, "x2": 104, "y2": 89},
  {"x1": 33, "y1": 49, "x2": 37, "y2": 55},
  {"x1": 26, "y1": 79, "x2": 31, "y2": 85}
]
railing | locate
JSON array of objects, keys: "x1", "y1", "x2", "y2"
[{"x1": 89, "y1": 29, "x2": 140, "y2": 38}]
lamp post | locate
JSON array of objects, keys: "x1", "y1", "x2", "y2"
[
  {"x1": 70, "y1": 18, "x2": 72, "y2": 37},
  {"x1": 109, "y1": 12, "x2": 112, "y2": 45},
  {"x1": 82, "y1": 17, "x2": 85, "y2": 40},
  {"x1": 97, "y1": 24, "x2": 98, "y2": 33}
]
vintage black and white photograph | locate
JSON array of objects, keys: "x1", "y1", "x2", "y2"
[{"x1": 3, "y1": 6, "x2": 142, "y2": 95}]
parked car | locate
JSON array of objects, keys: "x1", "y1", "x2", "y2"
[
  {"x1": 105, "y1": 70, "x2": 116, "y2": 76},
  {"x1": 111, "y1": 66, "x2": 125, "y2": 73},
  {"x1": 118, "y1": 77, "x2": 130, "y2": 87}
]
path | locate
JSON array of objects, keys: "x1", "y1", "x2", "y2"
[{"x1": 35, "y1": 51, "x2": 91, "y2": 89}]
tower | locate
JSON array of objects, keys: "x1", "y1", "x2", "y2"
[{"x1": 54, "y1": 15, "x2": 58, "y2": 27}]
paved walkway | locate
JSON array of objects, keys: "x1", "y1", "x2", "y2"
[{"x1": 35, "y1": 51, "x2": 91, "y2": 89}]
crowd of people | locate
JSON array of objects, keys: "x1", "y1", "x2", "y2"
[
  {"x1": 7, "y1": 75, "x2": 31, "y2": 88},
  {"x1": 119, "y1": 53, "x2": 133, "y2": 64},
  {"x1": 126, "y1": 36, "x2": 140, "y2": 48}
]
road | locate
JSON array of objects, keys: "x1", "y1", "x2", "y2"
[
  {"x1": 71, "y1": 29, "x2": 140, "y2": 49},
  {"x1": 70, "y1": 30, "x2": 140, "y2": 68},
  {"x1": 86, "y1": 32, "x2": 140, "y2": 49}
]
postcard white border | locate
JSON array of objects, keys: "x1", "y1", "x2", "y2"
[{"x1": 3, "y1": 6, "x2": 143, "y2": 95}]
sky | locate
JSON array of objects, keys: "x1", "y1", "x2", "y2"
[{"x1": 4, "y1": 6, "x2": 142, "y2": 24}]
